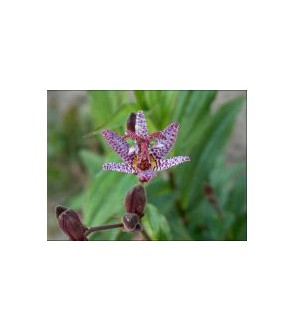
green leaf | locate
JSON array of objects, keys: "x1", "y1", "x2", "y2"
[
  {"x1": 172, "y1": 90, "x2": 191, "y2": 122},
  {"x1": 83, "y1": 170, "x2": 138, "y2": 228},
  {"x1": 209, "y1": 155, "x2": 246, "y2": 208},
  {"x1": 146, "y1": 177, "x2": 177, "y2": 214},
  {"x1": 85, "y1": 102, "x2": 141, "y2": 137},
  {"x1": 147, "y1": 90, "x2": 178, "y2": 127},
  {"x1": 134, "y1": 91, "x2": 178, "y2": 129},
  {"x1": 79, "y1": 149, "x2": 104, "y2": 178},
  {"x1": 142, "y1": 204, "x2": 172, "y2": 240},
  {"x1": 88, "y1": 228, "x2": 122, "y2": 241},
  {"x1": 225, "y1": 172, "x2": 247, "y2": 216},
  {"x1": 176, "y1": 95, "x2": 245, "y2": 212},
  {"x1": 225, "y1": 213, "x2": 247, "y2": 241},
  {"x1": 88, "y1": 91, "x2": 129, "y2": 128},
  {"x1": 66, "y1": 191, "x2": 86, "y2": 211},
  {"x1": 134, "y1": 90, "x2": 149, "y2": 110},
  {"x1": 174, "y1": 90, "x2": 217, "y2": 153},
  {"x1": 146, "y1": 176, "x2": 193, "y2": 240}
]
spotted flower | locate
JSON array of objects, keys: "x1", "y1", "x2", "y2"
[{"x1": 102, "y1": 111, "x2": 190, "y2": 182}]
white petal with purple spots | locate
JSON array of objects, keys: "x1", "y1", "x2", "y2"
[
  {"x1": 102, "y1": 130, "x2": 134, "y2": 162},
  {"x1": 135, "y1": 111, "x2": 148, "y2": 138},
  {"x1": 152, "y1": 122, "x2": 179, "y2": 158},
  {"x1": 103, "y1": 162, "x2": 136, "y2": 174},
  {"x1": 155, "y1": 156, "x2": 190, "y2": 171}
]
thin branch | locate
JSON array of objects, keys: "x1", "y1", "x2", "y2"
[{"x1": 85, "y1": 223, "x2": 123, "y2": 236}]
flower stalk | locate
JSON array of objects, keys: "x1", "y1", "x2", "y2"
[{"x1": 84, "y1": 223, "x2": 123, "y2": 236}]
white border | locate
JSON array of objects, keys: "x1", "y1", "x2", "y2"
[{"x1": 2, "y1": 1, "x2": 295, "y2": 331}]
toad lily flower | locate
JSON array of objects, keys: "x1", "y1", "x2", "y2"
[{"x1": 102, "y1": 111, "x2": 190, "y2": 182}]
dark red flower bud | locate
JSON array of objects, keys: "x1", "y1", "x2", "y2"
[
  {"x1": 56, "y1": 205, "x2": 67, "y2": 217},
  {"x1": 122, "y1": 213, "x2": 142, "y2": 232},
  {"x1": 124, "y1": 185, "x2": 146, "y2": 218},
  {"x1": 126, "y1": 113, "x2": 136, "y2": 132},
  {"x1": 203, "y1": 183, "x2": 214, "y2": 197},
  {"x1": 56, "y1": 206, "x2": 88, "y2": 241}
]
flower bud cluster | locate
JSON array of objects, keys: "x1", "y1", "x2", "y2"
[{"x1": 56, "y1": 184, "x2": 147, "y2": 239}]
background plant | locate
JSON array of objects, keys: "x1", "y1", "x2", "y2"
[{"x1": 47, "y1": 90, "x2": 246, "y2": 240}]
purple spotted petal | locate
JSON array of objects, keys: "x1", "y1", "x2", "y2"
[
  {"x1": 135, "y1": 111, "x2": 148, "y2": 138},
  {"x1": 102, "y1": 130, "x2": 134, "y2": 162},
  {"x1": 103, "y1": 162, "x2": 136, "y2": 174},
  {"x1": 155, "y1": 156, "x2": 190, "y2": 171},
  {"x1": 137, "y1": 170, "x2": 156, "y2": 183},
  {"x1": 152, "y1": 122, "x2": 179, "y2": 159}
]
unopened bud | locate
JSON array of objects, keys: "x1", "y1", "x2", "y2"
[
  {"x1": 122, "y1": 213, "x2": 142, "y2": 232},
  {"x1": 124, "y1": 185, "x2": 146, "y2": 218},
  {"x1": 56, "y1": 206, "x2": 88, "y2": 241},
  {"x1": 203, "y1": 183, "x2": 214, "y2": 197},
  {"x1": 56, "y1": 205, "x2": 67, "y2": 217},
  {"x1": 126, "y1": 113, "x2": 136, "y2": 132}
]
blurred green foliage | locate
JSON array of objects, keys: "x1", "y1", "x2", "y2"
[{"x1": 48, "y1": 91, "x2": 246, "y2": 240}]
